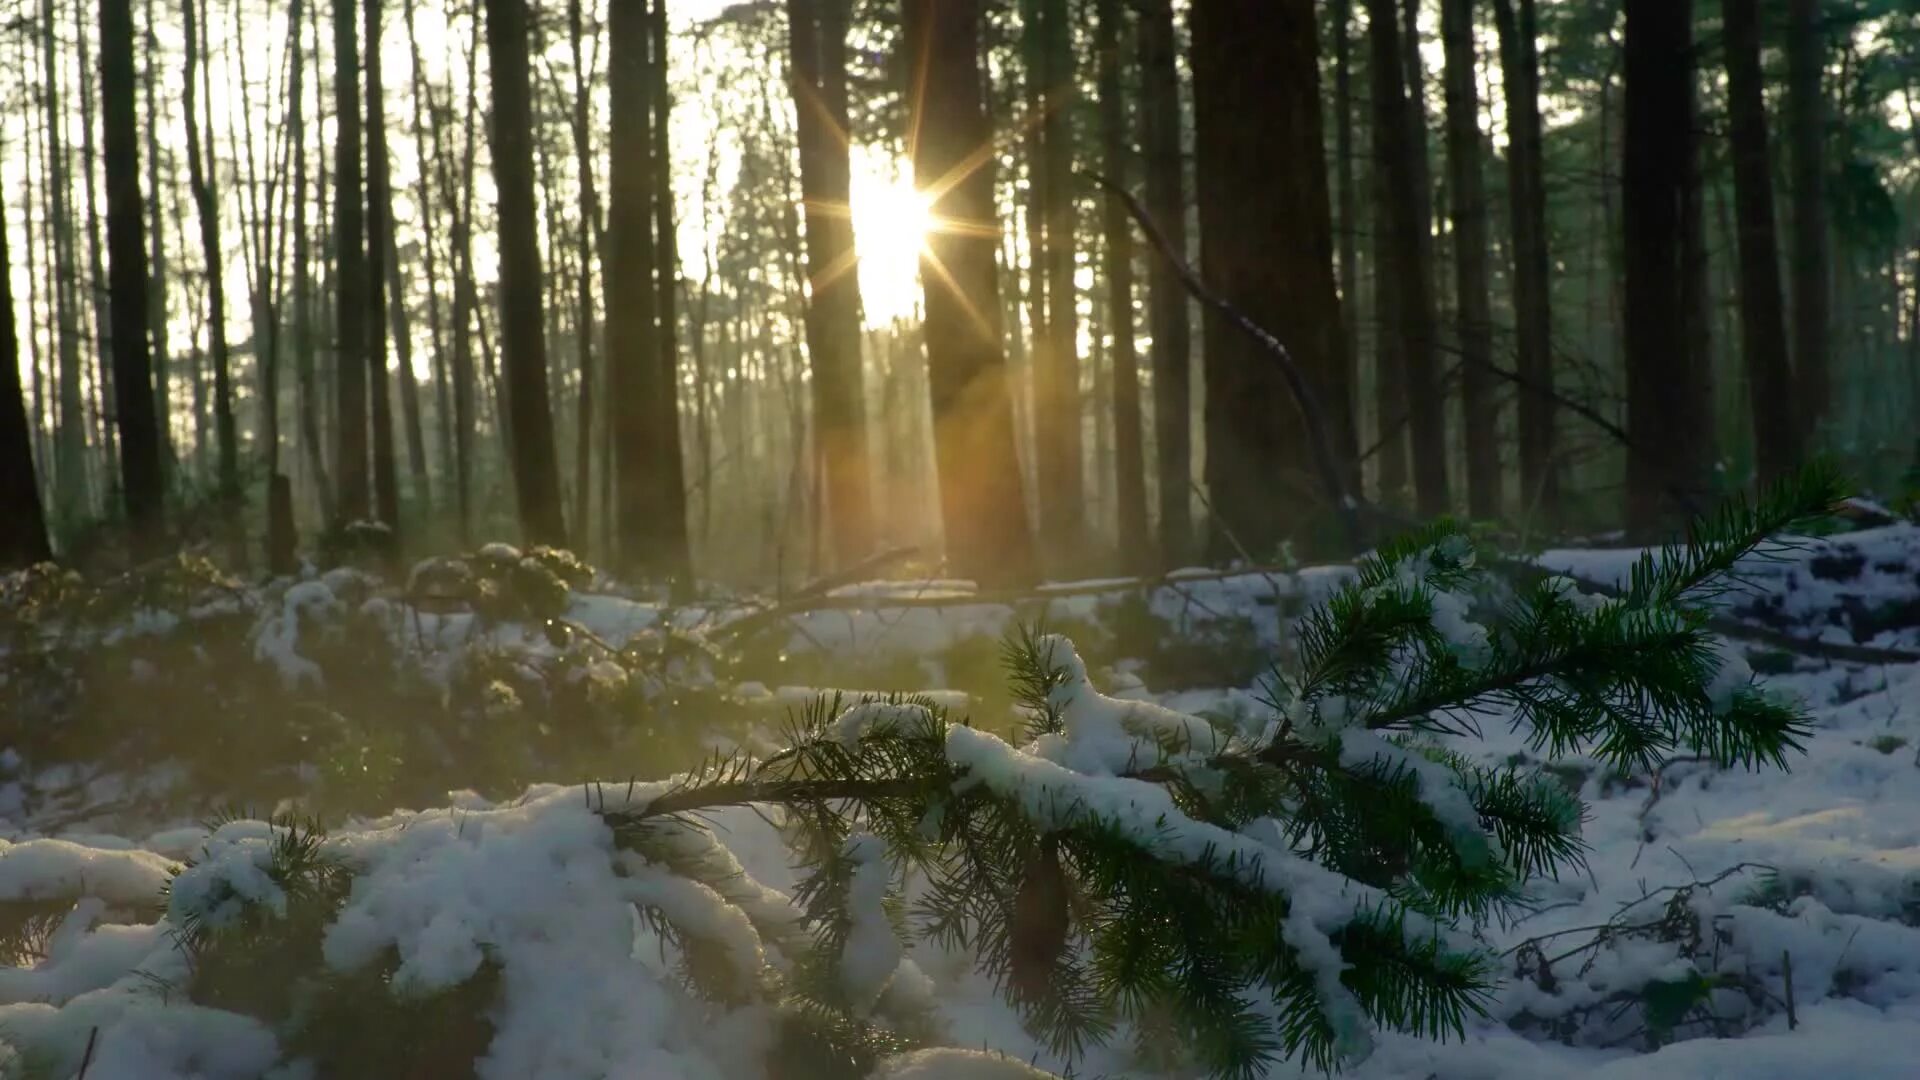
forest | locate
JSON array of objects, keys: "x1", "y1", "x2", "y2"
[{"x1": 2, "y1": 0, "x2": 1920, "y2": 1078}]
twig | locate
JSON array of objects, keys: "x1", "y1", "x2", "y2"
[{"x1": 77, "y1": 1027, "x2": 99, "y2": 1080}]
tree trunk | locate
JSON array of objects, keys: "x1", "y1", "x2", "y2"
[
  {"x1": 386, "y1": 219, "x2": 431, "y2": 509},
  {"x1": 1137, "y1": 0, "x2": 1190, "y2": 567},
  {"x1": 1441, "y1": 0, "x2": 1499, "y2": 517},
  {"x1": 788, "y1": 0, "x2": 875, "y2": 568},
  {"x1": 1720, "y1": 0, "x2": 1795, "y2": 485},
  {"x1": 45, "y1": 0, "x2": 91, "y2": 525},
  {"x1": 1490, "y1": 0, "x2": 1555, "y2": 511},
  {"x1": 1333, "y1": 0, "x2": 1359, "y2": 369},
  {"x1": 362, "y1": 0, "x2": 402, "y2": 533},
  {"x1": 485, "y1": 0, "x2": 570, "y2": 548},
  {"x1": 566, "y1": 0, "x2": 599, "y2": 548},
  {"x1": 1364, "y1": 0, "x2": 1447, "y2": 517},
  {"x1": 448, "y1": 35, "x2": 483, "y2": 543},
  {"x1": 1033, "y1": 0, "x2": 1082, "y2": 557},
  {"x1": 333, "y1": 0, "x2": 370, "y2": 524},
  {"x1": 1096, "y1": 0, "x2": 1148, "y2": 572},
  {"x1": 182, "y1": 0, "x2": 237, "y2": 503},
  {"x1": 142, "y1": 0, "x2": 174, "y2": 475},
  {"x1": 608, "y1": 0, "x2": 666, "y2": 573},
  {"x1": 76, "y1": 6, "x2": 117, "y2": 478},
  {"x1": 1623, "y1": 0, "x2": 1709, "y2": 530},
  {"x1": 650, "y1": 0, "x2": 692, "y2": 578},
  {"x1": 0, "y1": 190, "x2": 54, "y2": 567},
  {"x1": 1192, "y1": 0, "x2": 1359, "y2": 555},
  {"x1": 903, "y1": 0, "x2": 1037, "y2": 586},
  {"x1": 1786, "y1": 0, "x2": 1829, "y2": 452},
  {"x1": 101, "y1": 0, "x2": 166, "y2": 550},
  {"x1": 289, "y1": 0, "x2": 333, "y2": 525}
]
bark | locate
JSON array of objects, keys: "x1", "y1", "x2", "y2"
[
  {"x1": 1786, "y1": 0, "x2": 1829, "y2": 450},
  {"x1": 1720, "y1": 0, "x2": 1795, "y2": 484},
  {"x1": 902, "y1": 0, "x2": 1037, "y2": 586},
  {"x1": 1, "y1": 189, "x2": 54, "y2": 567},
  {"x1": 788, "y1": 0, "x2": 875, "y2": 567},
  {"x1": 364, "y1": 0, "x2": 402, "y2": 532},
  {"x1": 102, "y1": 0, "x2": 166, "y2": 549},
  {"x1": 1490, "y1": 0, "x2": 1555, "y2": 510},
  {"x1": 1192, "y1": 0, "x2": 1359, "y2": 555},
  {"x1": 449, "y1": 35, "x2": 483, "y2": 542},
  {"x1": 1333, "y1": 0, "x2": 1359, "y2": 366},
  {"x1": 1441, "y1": 0, "x2": 1499, "y2": 517},
  {"x1": 333, "y1": 0, "x2": 371, "y2": 524},
  {"x1": 181, "y1": 0, "x2": 237, "y2": 501},
  {"x1": 1137, "y1": 0, "x2": 1190, "y2": 567},
  {"x1": 76, "y1": 6, "x2": 117, "y2": 474},
  {"x1": 386, "y1": 220, "x2": 431, "y2": 507},
  {"x1": 1363, "y1": 0, "x2": 1447, "y2": 516},
  {"x1": 1622, "y1": 0, "x2": 1710, "y2": 530},
  {"x1": 485, "y1": 0, "x2": 571, "y2": 548},
  {"x1": 1096, "y1": 0, "x2": 1148, "y2": 572},
  {"x1": 1034, "y1": 0, "x2": 1082, "y2": 554}
]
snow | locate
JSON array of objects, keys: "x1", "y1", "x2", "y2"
[{"x1": 5, "y1": 525, "x2": 1920, "y2": 1077}]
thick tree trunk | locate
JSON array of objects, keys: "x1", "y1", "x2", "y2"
[
  {"x1": 1096, "y1": 0, "x2": 1148, "y2": 572},
  {"x1": 289, "y1": 0, "x2": 332, "y2": 527},
  {"x1": 101, "y1": 0, "x2": 166, "y2": 550},
  {"x1": 485, "y1": 0, "x2": 570, "y2": 548},
  {"x1": 1720, "y1": 0, "x2": 1795, "y2": 484},
  {"x1": 1786, "y1": 0, "x2": 1829, "y2": 452},
  {"x1": 182, "y1": 0, "x2": 237, "y2": 503},
  {"x1": 788, "y1": 0, "x2": 875, "y2": 568},
  {"x1": 1364, "y1": 0, "x2": 1447, "y2": 517},
  {"x1": 903, "y1": 0, "x2": 1037, "y2": 586},
  {"x1": 1, "y1": 191, "x2": 54, "y2": 567},
  {"x1": 1137, "y1": 0, "x2": 1190, "y2": 567},
  {"x1": 1491, "y1": 0, "x2": 1555, "y2": 511},
  {"x1": 333, "y1": 0, "x2": 370, "y2": 524},
  {"x1": 608, "y1": 0, "x2": 666, "y2": 572},
  {"x1": 651, "y1": 0, "x2": 692, "y2": 577},
  {"x1": 1333, "y1": 0, "x2": 1359, "y2": 368},
  {"x1": 1441, "y1": 0, "x2": 1499, "y2": 517},
  {"x1": 1192, "y1": 0, "x2": 1359, "y2": 555},
  {"x1": 364, "y1": 0, "x2": 403, "y2": 532},
  {"x1": 1623, "y1": 0, "x2": 1710, "y2": 530}
]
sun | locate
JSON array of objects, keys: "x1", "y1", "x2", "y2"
[{"x1": 848, "y1": 149, "x2": 934, "y2": 327}]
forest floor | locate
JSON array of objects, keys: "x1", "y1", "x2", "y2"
[{"x1": 3, "y1": 520, "x2": 1920, "y2": 1078}]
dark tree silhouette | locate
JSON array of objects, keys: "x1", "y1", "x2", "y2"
[
  {"x1": 1786, "y1": 0, "x2": 1829, "y2": 451},
  {"x1": 333, "y1": 0, "x2": 371, "y2": 525},
  {"x1": 0, "y1": 190, "x2": 53, "y2": 568},
  {"x1": 1192, "y1": 0, "x2": 1358, "y2": 555},
  {"x1": 1137, "y1": 0, "x2": 1190, "y2": 567},
  {"x1": 485, "y1": 0, "x2": 570, "y2": 548},
  {"x1": 1096, "y1": 0, "x2": 1148, "y2": 573},
  {"x1": 1491, "y1": 0, "x2": 1556, "y2": 511},
  {"x1": 1441, "y1": 0, "x2": 1499, "y2": 518},
  {"x1": 903, "y1": 0, "x2": 1036, "y2": 586}
]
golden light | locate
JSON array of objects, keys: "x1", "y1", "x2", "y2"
[{"x1": 848, "y1": 151, "x2": 935, "y2": 326}]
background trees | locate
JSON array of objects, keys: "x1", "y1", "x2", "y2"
[{"x1": 1, "y1": 0, "x2": 1917, "y2": 579}]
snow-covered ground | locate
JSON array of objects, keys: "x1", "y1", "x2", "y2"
[{"x1": 3, "y1": 526, "x2": 1919, "y2": 1078}]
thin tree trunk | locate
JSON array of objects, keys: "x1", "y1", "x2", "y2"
[
  {"x1": 448, "y1": 32, "x2": 482, "y2": 542},
  {"x1": 1, "y1": 186, "x2": 54, "y2": 567},
  {"x1": 486, "y1": 0, "x2": 570, "y2": 547},
  {"x1": 182, "y1": 0, "x2": 237, "y2": 503},
  {"x1": 333, "y1": 0, "x2": 371, "y2": 524},
  {"x1": 1365, "y1": 0, "x2": 1448, "y2": 516},
  {"x1": 1786, "y1": 0, "x2": 1829, "y2": 451},
  {"x1": 1034, "y1": 0, "x2": 1082, "y2": 556},
  {"x1": 1333, "y1": 0, "x2": 1359, "y2": 366},
  {"x1": 788, "y1": 0, "x2": 874, "y2": 568},
  {"x1": 289, "y1": 0, "x2": 332, "y2": 525},
  {"x1": 1137, "y1": 0, "x2": 1190, "y2": 567},
  {"x1": 387, "y1": 220, "x2": 431, "y2": 508},
  {"x1": 649, "y1": 0, "x2": 691, "y2": 578},
  {"x1": 142, "y1": 0, "x2": 174, "y2": 476},
  {"x1": 566, "y1": 0, "x2": 599, "y2": 548},
  {"x1": 102, "y1": 0, "x2": 166, "y2": 550},
  {"x1": 76, "y1": 4, "x2": 118, "y2": 480},
  {"x1": 1720, "y1": 0, "x2": 1795, "y2": 484},
  {"x1": 1491, "y1": 0, "x2": 1555, "y2": 511},
  {"x1": 364, "y1": 0, "x2": 402, "y2": 532},
  {"x1": 1441, "y1": 0, "x2": 1499, "y2": 517},
  {"x1": 44, "y1": 0, "x2": 91, "y2": 526},
  {"x1": 1097, "y1": 0, "x2": 1148, "y2": 571},
  {"x1": 903, "y1": 0, "x2": 1037, "y2": 586}
]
